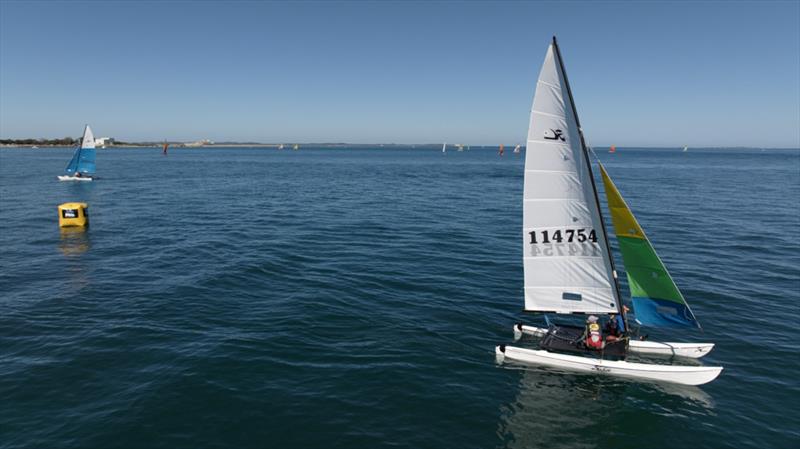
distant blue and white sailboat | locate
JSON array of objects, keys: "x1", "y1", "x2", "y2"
[{"x1": 58, "y1": 125, "x2": 96, "y2": 182}]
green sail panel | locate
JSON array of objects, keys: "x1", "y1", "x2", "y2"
[{"x1": 600, "y1": 164, "x2": 699, "y2": 328}]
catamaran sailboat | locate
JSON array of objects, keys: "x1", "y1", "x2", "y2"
[
  {"x1": 495, "y1": 38, "x2": 722, "y2": 386},
  {"x1": 58, "y1": 125, "x2": 96, "y2": 182}
]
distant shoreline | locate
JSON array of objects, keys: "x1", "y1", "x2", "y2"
[{"x1": 2, "y1": 144, "x2": 798, "y2": 151}]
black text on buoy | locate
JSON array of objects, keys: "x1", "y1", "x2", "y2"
[{"x1": 58, "y1": 202, "x2": 89, "y2": 228}]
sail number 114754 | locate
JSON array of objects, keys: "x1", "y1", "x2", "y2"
[{"x1": 528, "y1": 228, "x2": 597, "y2": 244}]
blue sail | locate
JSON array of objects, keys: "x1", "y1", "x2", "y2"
[
  {"x1": 65, "y1": 147, "x2": 81, "y2": 173},
  {"x1": 64, "y1": 146, "x2": 96, "y2": 174},
  {"x1": 76, "y1": 147, "x2": 96, "y2": 174}
]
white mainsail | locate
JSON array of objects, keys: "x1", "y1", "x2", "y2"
[
  {"x1": 522, "y1": 41, "x2": 619, "y2": 314},
  {"x1": 82, "y1": 125, "x2": 95, "y2": 149},
  {"x1": 442, "y1": 142, "x2": 447, "y2": 153}
]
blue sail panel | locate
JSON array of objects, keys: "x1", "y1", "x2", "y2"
[
  {"x1": 632, "y1": 296, "x2": 699, "y2": 328},
  {"x1": 65, "y1": 147, "x2": 81, "y2": 173},
  {"x1": 76, "y1": 147, "x2": 96, "y2": 174}
]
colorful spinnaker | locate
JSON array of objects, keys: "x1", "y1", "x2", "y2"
[{"x1": 600, "y1": 164, "x2": 699, "y2": 328}]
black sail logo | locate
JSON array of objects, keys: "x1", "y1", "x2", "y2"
[{"x1": 544, "y1": 129, "x2": 566, "y2": 142}]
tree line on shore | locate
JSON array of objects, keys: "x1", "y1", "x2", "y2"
[{"x1": 1, "y1": 137, "x2": 80, "y2": 145}]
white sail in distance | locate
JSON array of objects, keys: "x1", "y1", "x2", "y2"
[
  {"x1": 522, "y1": 40, "x2": 620, "y2": 314},
  {"x1": 81, "y1": 125, "x2": 95, "y2": 149}
]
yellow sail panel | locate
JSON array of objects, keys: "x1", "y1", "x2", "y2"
[{"x1": 600, "y1": 165, "x2": 645, "y2": 240}]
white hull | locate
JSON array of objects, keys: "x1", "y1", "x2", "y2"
[
  {"x1": 513, "y1": 324, "x2": 714, "y2": 358},
  {"x1": 58, "y1": 175, "x2": 93, "y2": 182},
  {"x1": 496, "y1": 345, "x2": 722, "y2": 386}
]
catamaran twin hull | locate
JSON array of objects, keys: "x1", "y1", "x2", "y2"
[
  {"x1": 495, "y1": 344, "x2": 723, "y2": 386},
  {"x1": 57, "y1": 175, "x2": 93, "y2": 182},
  {"x1": 497, "y1": 324, "x2": 721, "y2": 385},
  {"x1": 513, "y1": 324, "x2": 715, "y2": 358}
]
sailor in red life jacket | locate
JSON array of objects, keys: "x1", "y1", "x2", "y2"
[{"x1": 584, "y1": 315, "x2": 604, "y2": 350}]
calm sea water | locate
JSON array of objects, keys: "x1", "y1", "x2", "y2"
[{"x1": 1, "y1": 147, "x2": 798, "y2": 449}]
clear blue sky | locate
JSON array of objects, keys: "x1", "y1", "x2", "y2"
[{"x1": 1, "y1": 1, "x2": 798, "y2": 147}]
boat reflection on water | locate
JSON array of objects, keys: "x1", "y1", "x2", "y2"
[
  {"x1": 496, "y1": 366, "x2": 715, "y2": 448},
  {"x1": 59, "y1": 227, "x2": 91, "y2": 256},
  {"x1": 59, "y1": 227, "x2": 92, "y2": 292},
  {"x1": 647, "y1": 379, "x2": 714, "y2": 409},
  {"x1": 496, "y1": 366, "x2": 617, "y2": 449}
]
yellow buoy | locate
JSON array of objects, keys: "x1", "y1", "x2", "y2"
[{"x1": 58, "y1": 202, "x2": 89, "y2": 228}]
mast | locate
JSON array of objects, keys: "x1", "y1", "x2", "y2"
[{"x1": 551, "y1": 36, "x2": 628, "y2": 328}]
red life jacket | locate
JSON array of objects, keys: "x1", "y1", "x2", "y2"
[{"x1": 585, "y1": 323, "x2": 603, "y2": 350}]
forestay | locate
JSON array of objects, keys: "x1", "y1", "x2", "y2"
[{"x1": 522, "y1": 42, "x2": 620, "y2": 314}]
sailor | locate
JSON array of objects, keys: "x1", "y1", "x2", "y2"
[
  {"x1": 74, "y1": 172, "x2": 82, "y2": 178},
  {"x1": 606, "y1": 305, "x2": 631, "y2": 342},
  {"x1": 605, "y1": 314, "x2": 623, "y2": 342},
  {"x1": 584, "y1": 315, "x2": 604, "y2": 350},
  {"x1": 621, "y1": 304, "x2": 630, "y2": 328}
]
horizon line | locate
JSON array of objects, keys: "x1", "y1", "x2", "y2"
[{"x1": 2, "y1": 140, "x2": 799, "y2": 151}]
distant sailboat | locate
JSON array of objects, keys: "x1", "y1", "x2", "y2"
[
  {"x1": 457, "y1": 144, "x2": 464, "y2": 152},
  {"x1": 162, "y1": 141, "x2": 169, "y2": 155},
  {"x1": 58, "y1": 125, "x2": 96, "y2": 182},
  {"x1": 278, "y1": 144, "x2": 285, "y2": 150},
  {"x1": 513, "y1": 144, "x2": 521, "y2": 154},
  {"x1": 442, "y1": 143, "x2": 447, "y2": 153},
  {"x1": 682, "y1": 145, "x2": 688, "y2": 152},
  {"x1": 609, "y1": 145, "x2": 616, "y2": 154},
  {"x1": 498, "y1": 144, "x2": 505, "y2": 156},
  {"x1": 293, "y1": 144, "x2": 300, "y2": 150}
]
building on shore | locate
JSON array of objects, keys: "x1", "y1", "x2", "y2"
[
  {"x1": 184, "y1": 139, "x2": 214, "y2": 147},
  {"x1": 94, "y1": 137, "x2": 114, "y2": 148}
]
